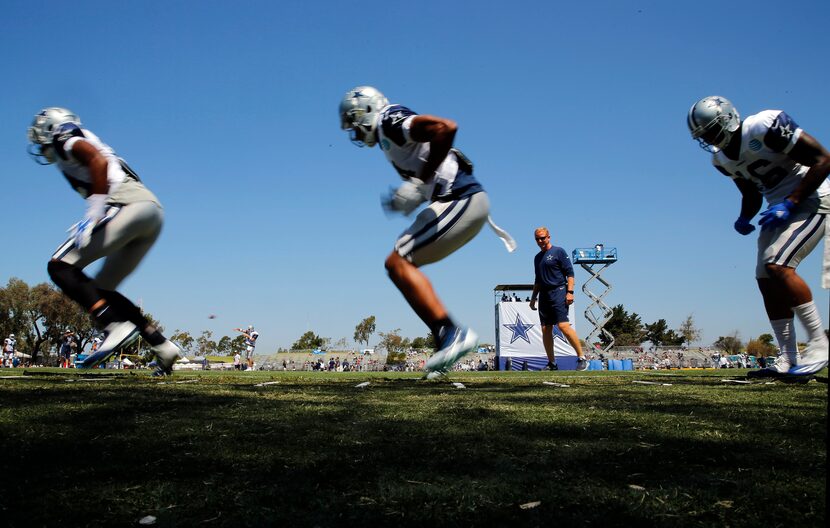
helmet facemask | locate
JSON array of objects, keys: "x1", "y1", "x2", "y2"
[
  {"x1": 688, "y1": 96, "x2": 740, "y2": 153},
  {"x1": 339, "y1": 87, "x2": 388, "y2": 148},
  {"x1": 27, "y1": 107, "x2": 80, "y2": 164}
]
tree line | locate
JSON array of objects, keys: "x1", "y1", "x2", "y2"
[
  {"x1": 0, "y1": 278, "x2": 249, "y2": 362},
  {"x1": 9, "y1": 276, "x2": 785, "y2": 361},
  {"x1": 602, "y1": 304, "x2": 782, "y2": 356},
  {"x1": 287, "y1": 315, "x2": 435, "y2": 364}
]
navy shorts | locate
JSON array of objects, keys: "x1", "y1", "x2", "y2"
[{"x1": 538, "y1": 287, "x2": 569, "y2": 325}]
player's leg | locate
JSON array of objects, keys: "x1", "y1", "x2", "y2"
[
  {"x1": 752, "y1": 210, "x2": 827, "y2": 377},
  {"x1": 390, "y1": 193, "x2": 489, "y2": 374},
  {"x1": 48, "y1": 206, "x2": 143, "y2": 368},
  {"x1": 246, "y1": 346, "x2": 254, "y2": 370},
  {"x1": 385, "y1": 251, "x2": 449, "y2": 329},
  {"x1": 93, "y1": 203, "x2": 180, "y2": 375}
]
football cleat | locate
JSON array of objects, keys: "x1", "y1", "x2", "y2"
[
  {"x1": 787, "y1": 335, "x2": 829, "y2": 376},
  {"x1": 150, "y1": 340, "x2": 182, "y2": 377},
  {"x1": 544, "y1": 361, "x2": 559, "y2": 371},
  {"x1": 80, "y1": 321, "x2": 139, "y2": 368},
  {"x1": 747, "y1": 353, "x2": 793, "y2": 379},
  {"x1": 424, "y1": 326, "x2": 478, "y2": 375},
  {"x1": 424, "y1": 370, "x2": 448, "y2": 381},
  {"x1": 575, "y1": 357, "x2": 589, "y2": 371}
]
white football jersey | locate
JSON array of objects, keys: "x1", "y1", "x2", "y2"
[
  {"x1": 51, "y1": 123, "x2": 160, "y2": 206},
  {"x1": 375, "y1": 105, "x2": 483, "y2": 201},
  {"x1": 245, "y1": 331, "x2": 259, "y2": 348},
  {"x1": 712, "y1": 110, "x2": 830, "y2": 205}
]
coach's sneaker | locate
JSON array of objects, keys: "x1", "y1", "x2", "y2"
[
  {"x1": 150, "y1": 340, "x2": 182, "y2": 377},
  {"x1": 747, "y1": 352, "x2": 793, "y2": 379},
  {"x1": 81, "y1": 321, "x2": 139, "y2": 369},
  {"x1": 425, "y1": 326, "x2": 478, "y2": 375},
  {"x1": 787, "y1": 335, "x2": 829, "y2": 376},
  {"x1": 576, "y1": 356, "x2": 589, "y2": 371}
]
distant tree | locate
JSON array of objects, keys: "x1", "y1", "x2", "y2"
[
  {"x1": 0, "y1": 278, "x2": 92, "y2": 363},
  {"x1": 678, "y1": 314, "x2": 702, "y2": 345},
  {"x1": 292, "y1": 330, "x2": 325, "y2": 350},
  {"x1": 231, "y1": 335, "x2": 247, "y2": 354},
  {"x1": 354, "y1": 316, "x2": 376, "y2": 347},
  {"x1": 377, "y1": 329, "x2": 410, "y2": 364},
  {"x1": 714, "y1": 333, "x2": 743, "y2": 355},
  {"x1": 758, "y1": 333, "x2": 775, "y2": 346},
  {"x1": 197, "y1": 330, "x2": 217, "y2": 356},
  {"x1": 36, "y1": 282, "x2": 95, "y2": 355},
  {"x1": 170, "y1": 330, "x2": 194, "y2": 354},
  {"x1": 410, "y1": 335, "x2": 433, "y2": 350},
  {"x1": 216, "y1": 335, "x2": 233, "y2": 355},
  {"x1": 746, "y1": 334, "x2": 777, "y2": 358},
  {"x1": 645, "y1": 319, "x2": 684, "y2": 347},
  {"x1": 602, "y1": 304, "x2": 646, "y2": 346}
]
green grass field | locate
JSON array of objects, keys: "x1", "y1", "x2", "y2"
[{"x1": 0, "y1": 368, "x2": 825, "y2": 527}]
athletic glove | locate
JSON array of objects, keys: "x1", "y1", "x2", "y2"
[
  {"x1": 381, "y1": 179, "x2": 428, "y2": 216},
  {"x1": 758, "y1": 199, "x2": 795, "y2": 230},
  {"x1": 733, "y1": 216, "x2": 756, "y2": 236},
  {"x1": 70, "y1": 194, "x2": 107, "y2": 249}
]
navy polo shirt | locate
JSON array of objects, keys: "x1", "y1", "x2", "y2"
[{"x1": 534, "y1": 246, "x2": 573, "y2": 303}]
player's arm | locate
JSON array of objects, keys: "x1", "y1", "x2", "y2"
[
  {"x1": 65, "y1": 139, "x2": 110, "y2": 248},
  {"x1": 408, "y1": 115, "x2": 457, "y2": 184},
  {"x1": 70, "y1": 140, "x2": 109, "y2": 195},
  {"x1": 785, "y1": 131, "x2": 830, "y2": 206},
  {"x1": 733, "y1": 178, "x2": 763, "y2": 219}
]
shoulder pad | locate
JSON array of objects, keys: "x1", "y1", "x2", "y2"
[
  {"x1": 763, "y1": 111, "x2": 799, "y2": 152},
  {"x1": 53, "y1": 123, "x2": 85, "y2": 160},
  {"x1": 380, "y1": 105, "x2": 418, "y2": 147}
]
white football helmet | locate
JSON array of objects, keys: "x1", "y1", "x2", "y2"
[
  {"x1": 27, "y1": 107, "x2": 81, "y2": 164},
  {"x1": 687, "y1": 96, "x2": 740, "y2": 152},
  {"x1": 339, "y1": 86, "x2": 389, "y2": 147}
]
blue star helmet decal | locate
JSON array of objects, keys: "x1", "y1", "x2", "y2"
[{"x1": 503, "y1": 314, "x2": 535, "y2": 344}]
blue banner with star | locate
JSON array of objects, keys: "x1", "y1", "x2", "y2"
[{"x1": 496, "y1": 301, "x2": 577, "y2": 370}]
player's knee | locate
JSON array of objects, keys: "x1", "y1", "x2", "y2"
[{"x1": 385, "y1": 251, "x2": 405, "y2": 273}]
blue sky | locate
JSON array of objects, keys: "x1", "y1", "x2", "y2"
[{"x1": 2, "y1": 0, "x2": 828, "y2": 353}]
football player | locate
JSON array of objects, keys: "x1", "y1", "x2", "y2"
[
  {"x1": 235, "y1": 325, "x2": 259, "y2": 370},
  {"x1": 27, "y1": 107, "x2": 181, "y2": 375},
  {"x1": 339, "y1": 86, "x2": 515, "y2": 377},
  {"x1": 688, "y1": 96, "x2": 830, "y2": 378}
]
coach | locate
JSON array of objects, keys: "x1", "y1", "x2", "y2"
[{"x1": 529, "y1": 227, "x2": 588, "y2": 371}]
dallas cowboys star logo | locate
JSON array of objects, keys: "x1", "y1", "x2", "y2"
[
  {"x1": 777, "y1": 123, "x2": 794, "y2": 139},
  {"x1": 503, "y1": 314, "x2": 535, "y2": 344},
  {"x1": 388, "y1": 110, "x2": 407, "y2": 125}
]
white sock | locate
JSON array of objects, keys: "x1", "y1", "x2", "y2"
[
  {"x1": 770, "y1": 318, "x2": 798, "y2": 358},
  {"x1": 792, "y1": 301, "x2": 826, "y2": 342}
]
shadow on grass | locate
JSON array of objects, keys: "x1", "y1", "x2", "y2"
[{"x1": 0, "y1": 371, "x2": 825, "y2": 527}]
